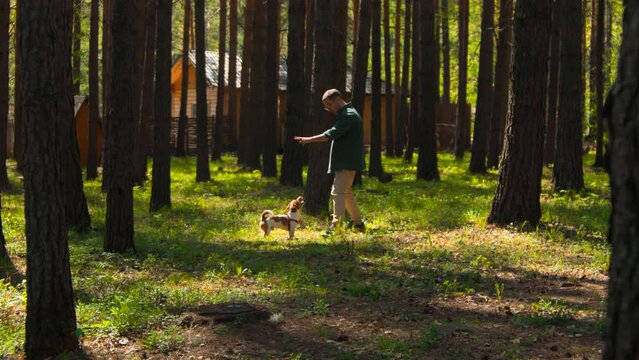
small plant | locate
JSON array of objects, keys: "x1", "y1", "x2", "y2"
[
  {"x1": 495, "y1": 282, "x2": 505, "y2": 301},
  {"x1": 141, "y1": 325, "x2": 186, "y2": 354},
  {"x1": 418, "y1": 325, "x2": 441, "y2": 350}
]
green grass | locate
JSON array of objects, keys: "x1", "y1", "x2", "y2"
[{"x1": 0, "y1": 152, "x2": 611, "y2": 358}]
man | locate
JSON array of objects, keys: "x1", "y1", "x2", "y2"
[{"x1": 295, "y1": 89, "x2": 366, "y2": 234}]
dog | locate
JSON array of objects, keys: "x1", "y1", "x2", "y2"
[{"x1": 259, "y1": 196, "x2": 304, "y2": 239}]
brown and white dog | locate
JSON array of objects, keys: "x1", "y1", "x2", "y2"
[{"x1": 259, "y1": 197, "x2": 304, "y2": 239}]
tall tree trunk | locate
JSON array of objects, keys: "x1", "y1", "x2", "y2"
[
  {"x1": 176, "y1": 0, "x2": 191, "y2": 157},
  {"x1": 280, "y1": 0, "x2": 306, "y2": 187},
  {"x1": 455, "y1": 0, "x2": 469, "y2": 159},
  {"x1": 383, "y1": 0, "x2": 394, "y2": 157},
  {"x1": 212, "y1": 0, "x2": 227, "y2": 161},
  {"x1": 593, "y1": 0, "x2": 605, "y2": 167},
  {"x1": 486, "y1": 0, "x2": 513, "y2": 169},
  {"x1": 440, "y1": 0, "x2": 450, "y2": 104},
  {"x1": 403, "y1": 0, "x2": 420, "y2": 162},
  {"x1": 469, "y1": 0, "x2": 495, "y2": 173},
  {"x1": 588, "y1": 0, "x2": 597, "y2": 142},
  {"x1": 416, "y1": 0, "x2": 439, "y2": 180},
  {"x1": 245, "y1": 0, "x2": 266, "y2": 170},
  {"x1": 104, "y1": 0, "x2": 137, "y2": 252},
  {"x1": 228, "y1": 0, "x2": 238, "y2": 150},
  {"x1": 101, "y1": 0, "x2": 113, "y2": 192},
  {"x1": 73, "y1": 0, "x2": 82, "y2": 95},
  {"x1": 553, "y1": 0, "x2": 584, "y2": 191},
  {"x1": 0, "y1": 0, "x2": 9, "y2": 189},
  {"x1": 262, "y1": 0, "x2": 280, "y2": 177},
  {"x1": 393, "y1": 0, "x2": 401, "y2": 157},
  {"x1": 353, "y1": 0, "x2": 360, "y2": 66},
  {"x1": 135, "y1": 0, "x2": 156, "y2": 183},
  {"x1": 13, "y1": 0, "x2": 22, "y2": 173},
  {"x1": 544, "y1": 0, "x2": 561, "y2": 165},
  {"x1": 195, "y1": 0, "x2": 210, "y2": 181},
  {"x1": 394, "y1": 0, "x2": 411, "y2": 157},
  {"x1": 130, "y1": 0, "x2": 146, "y2": 185},
  {"x1": 150, "y1": 0, "x2": 172, "y2": 211},
  {"x1": 487, "y1": 0, "x2": 551, "y2": 227},
  {"x1": 87, "y1": 0, "x2": 100, "y2": 180},
  {"x1": 237, "y1": 0, "x2": 255, "y2": 166},
  {"x1": 304, "y1": 0, "x2": 314, "y2": 109},
  {"x1": 305, "y1": 0, "x2": 348, "y2": 215},
  {"x1": 352, "y1": 0, "x2": 371, "y2": 119},
  {"x1": 603, "y1": 4, "x2": 639, "y2": 358},
  {"x1": 370, "y1": 0, "x2": 383, "y2": 178},
  {"x1": 21, "y1": 0, "x2": 79, "y2": 357}
]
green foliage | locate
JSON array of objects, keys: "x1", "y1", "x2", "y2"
[{"x1": 141, "y1": 325, "x2": 186, "y2": 354}]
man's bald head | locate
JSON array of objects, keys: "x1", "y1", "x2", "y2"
[{"x1": 322, "y1": 89, "x2": 343, "y2": 102}]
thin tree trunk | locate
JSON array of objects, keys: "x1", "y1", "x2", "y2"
[
  {"x1": 0, "y1": 196, "x2": 10, "y2": 277},
  {"x1": 394, "y1": 0, "x2": 410, "y2": 157},
  {"x1": 588, "y1": 0, "x2": 597, "y2": 141},
  {"x1": 87, "y1": 0, "x2": 100, "y2": 180},
  {"x1": 384, "y1": 0, "x2": 394, "y2": 157},
  {"x1": 245, "y1": 0, "x2": 266, "y2": 170},
  {"x1": 486, "y1": 0, "x2": 513, "y2": 169},
  {"x1": 73, "y1": 0, "x2": 82, "y2": 95},
  {"x1": 593, "y1": 0, "x2": 605, "y2": 167},
  {"x1": 441, "y1": 0, "x2": 450, "y2": 104},
  {"x1": 370, "y1": 0, "x2": 383, "y2": 178},
  {"x1": 176, "y1": 0, "x2": 191, "y2": 157},
  {"x1": 544, "y1": 0, "x2": 561, "y2": 165},
  {"x1": 469, "y1": 0, "x2": 495, "y2": 173},
  {"x1": 135, "y1": 0, "x2": 156, "y2": 183},
  {"x1": 104, "y1": 0, "x2": 136, "y2": 252},
  {"x1": 487, "y1": 0, "x2": 551, "y2": 227},
  {"x1": 553, "y1": 0, "x2": 584, "y2": 191},
  {"x1": 0, "y1": 0, "x2": 9, "y2": 189},
  {"x1": 403, "y1": 0, "x2": 419, "y2": 162},
  {"x1": 212, "y1": 0, "x2": 227, "y2": 161},
  {"x1": 237, "y1": 0, "x2": 255, "y2": 166},
  {"x1": 280, "y1": 0, "x2": 306, "y2": 187},
  {"x1": 393, "y1": 0, "x2": 401, "y2": 156},
  {"x1": 21, "y1": 0, "x2": 79, "y2": 356},
  {"x1": 101, "y1": 0, "x2": 113, "y2": 192},
  {"x1": 305, "y1": 0, "x2": 348, "y2": 215},
  {"x1": 603, "y1": 4, "x2": 639, "y2": 358},
  {"x1": 455, "y1": 0, "x2": 469, "y2": 159},
  {"x1": 195, "y1": 0, "x2": 210, "y2": 181},
  {"x1": 228, "y1": 0, "x2": 238, "y2": 150},
  {"x1": 262, "y1": 0, "x2": 279, "y2": 177},
  {"x1": 13, "y1": 0, "x2": 22, "y2": 173},
  {"x1": 416, "y1": 0, "x2": 439, "y2": 180},
  {"x1": 353, "y1": 0, "x2": 360, "y2": 66},
  {"x1": 352, "y1": 0, "x2": 372, "y2": 119},
  {"x1": 130, "y1": 0, "x2": 146, "y2": 184},
  {"x1": 150, "y1": 0, "x2": 172, "y2": 211}
]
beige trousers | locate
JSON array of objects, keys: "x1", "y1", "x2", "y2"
[{"x1": 331, "y1": 170, "x2": 362, "y2": 225}]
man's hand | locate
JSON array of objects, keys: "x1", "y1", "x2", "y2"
[
  {"x1": 295, "y1": 134, "x2": 329, "y2": 144},
  {"x1": 294, "y1": 136, "x2": 311, "y2": 145}
]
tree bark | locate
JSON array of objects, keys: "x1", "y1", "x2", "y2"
[
  {"x1": 553, "y1": 0, "x2": 584, "y2": 191},
  {"x1": 212, "y1": 0, "x2": 227, "y2": 161},
  {"x1": 384, "y1": 0, "x2": 394, "y2": 157},
  {"x1": 280, "y1": 0, "x2": 306, "y2": 187},
  {"x1": 228, "y1": 0, "x2": 238, "y2": 150},
  {"x1": 469, "y1": 0, "x2": 495, "y2": 173},
  {"x1": 150, "y1": 0, "x2": 172, "y2": 211},
  {"x1": 403, "y1": 0, "x2": 419, "y2": 162},
  {"x1": 21, "y1": 0, "x2": 79, "y2": 357},
  {"x1": 130, "y1": 0, "x2": 146, "y2": 185},
  {"x1": 352, "y1": 0, "x2": 371, "y2": 119},
  {"x1": 593, "y1": 0, "x2": 605, "y2": 167},
  {"x1": 73, "y1": 0, "x2": 82, "y2": 95},
  {"x1": 237, "y1": 0, "x2": 255, "y2": 166},
  {"x1": 454, "y1": 0, "x2": 469, "y2": 159},
  {"x1": 441, "y1": 0, "x2": 450, "y2": 104},
  {"x1": 262, "y1": 0, "x2": 279, "y2": 177},
  {"x1": 393, "y1": 0, "x2": 401, "y2": 157},
  {"x1": 135, "y1": 0, "x2": 156, "y2": 183},
  {"x1": 245, "y1": 0, "x2": 266, "y2": 170},
  {"x1": 13, "y1": 0, "x2": 22, "y2": 173},
  {"x1": 544, "y1": 0, "x2": 561, "y2": 165},
  {"x1": 588, "y1": 0, "x2": 597, "y2": 143},
  {"x1": 487, "y1": 0, "x2": 551, "y2": 227},
  {"x1": 195, "y1": 0, "x2": 210, "y2": 181},
  {"x1": 394, "y1": 0, "x2": 411, "y2": 157},
  {"x1": 101, "y1": 0, "x2": 113, "y2": 192},
  {"x1": 176, "y1": 0, "x2": 191, "y2": 157},
  {"x1": 0, "y1": 0, "x2": 9, "y2": 189},
  {"x1": 416, "y1": 0, "x2": 439, "y2": 181},
  {"x1": 87, "y1": 0, "x2": 100, "y2": 180},
  {"x1": 603, "y1": 4, "x2": 639, "y2": 358},
  {"x1": 104, "y1": 0, "x2": 136, "y2": 252},
  {"x1": 305, "y1": 0, "x2": 348, "y2": 215},
  {"x1": 370, "y1": 0, "x2": 383, "y2": 178},
  {"x1": 486, "y1": 0, "x2": 513, "y2": 169}
]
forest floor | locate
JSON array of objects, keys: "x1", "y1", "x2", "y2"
[{"x1": 0, "y1": 153, "x2": 610, "y2": 359}]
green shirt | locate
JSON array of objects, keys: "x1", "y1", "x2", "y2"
[{"x1": 323, "y1": 103, "x2": 366, "y2": 174}]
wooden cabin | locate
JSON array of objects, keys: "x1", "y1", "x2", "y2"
[{"x1": 74, "y1": 96, "x2": 103, "y2": 166}]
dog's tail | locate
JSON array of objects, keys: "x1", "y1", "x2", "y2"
[{"x1": 261, "y1": 210, "x2": 273, "y2": 222}]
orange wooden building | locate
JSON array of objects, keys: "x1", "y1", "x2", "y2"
[{"x1": 74, "y1": 96, "x2": 103, "y2": 166}]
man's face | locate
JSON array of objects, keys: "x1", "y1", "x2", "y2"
[{"x1": 323, "y1": 98, "x2": 337, "y2": 116}]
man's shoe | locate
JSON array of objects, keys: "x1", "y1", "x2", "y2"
[
  {"x1": 353, "y1": 222, "x2": 366, "y2": 233},
  {"x1": 322, "y1": 223, "x2": 336, "y2": 237}
]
